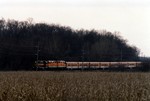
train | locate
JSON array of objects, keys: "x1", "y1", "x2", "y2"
[{"x1": 35, "y1": 60, "x2": 142, "y2": 70}]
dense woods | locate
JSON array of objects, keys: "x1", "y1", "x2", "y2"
[{"x1": 0, "y1": 18, "x2": 139, "y2": 70}]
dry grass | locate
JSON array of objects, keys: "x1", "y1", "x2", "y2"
[{"x1": 0, "y1": 71, "x2": 149, "y2": 101}]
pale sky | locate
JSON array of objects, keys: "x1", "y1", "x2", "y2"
[{"x1": 0, "y1": 0, "x2": 150, "y2": 57}]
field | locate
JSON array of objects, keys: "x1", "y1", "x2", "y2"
[{"x1": 0, "y1": 71, "x2": 149, "y2": 101}]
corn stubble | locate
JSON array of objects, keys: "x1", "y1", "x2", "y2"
[{"x1": 0, "y1": 71, "x2": 149, "y2": 101}]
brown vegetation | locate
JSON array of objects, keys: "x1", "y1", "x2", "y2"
[{"x1": 0, "y1": 71, "x2": 149, "y2": 101}]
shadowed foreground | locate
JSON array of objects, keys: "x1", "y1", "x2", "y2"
[{"x1": 0, "y1": 71, "x2": 149, "y2": 101}]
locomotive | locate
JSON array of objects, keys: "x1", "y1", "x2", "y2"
[{"x1": 35, "y1": 60, "x2": 142, "y2": 70}]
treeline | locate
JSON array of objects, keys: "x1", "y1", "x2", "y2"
[
  {"x1": 0, "y1": 18, "x2": 139, "y2": 70},
  {"x1": 140, "y1": 58, "x2": 150, "y2": 72}
]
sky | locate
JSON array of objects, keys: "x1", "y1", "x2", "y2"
[{"x1": 0, "y1": 0, "x2": 150, "y2": 57}]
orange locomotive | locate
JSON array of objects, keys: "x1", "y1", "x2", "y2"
[
  {"x1": 35, "y1": 60, "x2": 66, "y2": 69},
  {"x1": 46, "y1": 60, "x2": 66, "y2": 68}
]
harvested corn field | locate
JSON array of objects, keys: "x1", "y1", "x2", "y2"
[{"x1": 0, "y1": 71, "x2": 149, "y2": 101}]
